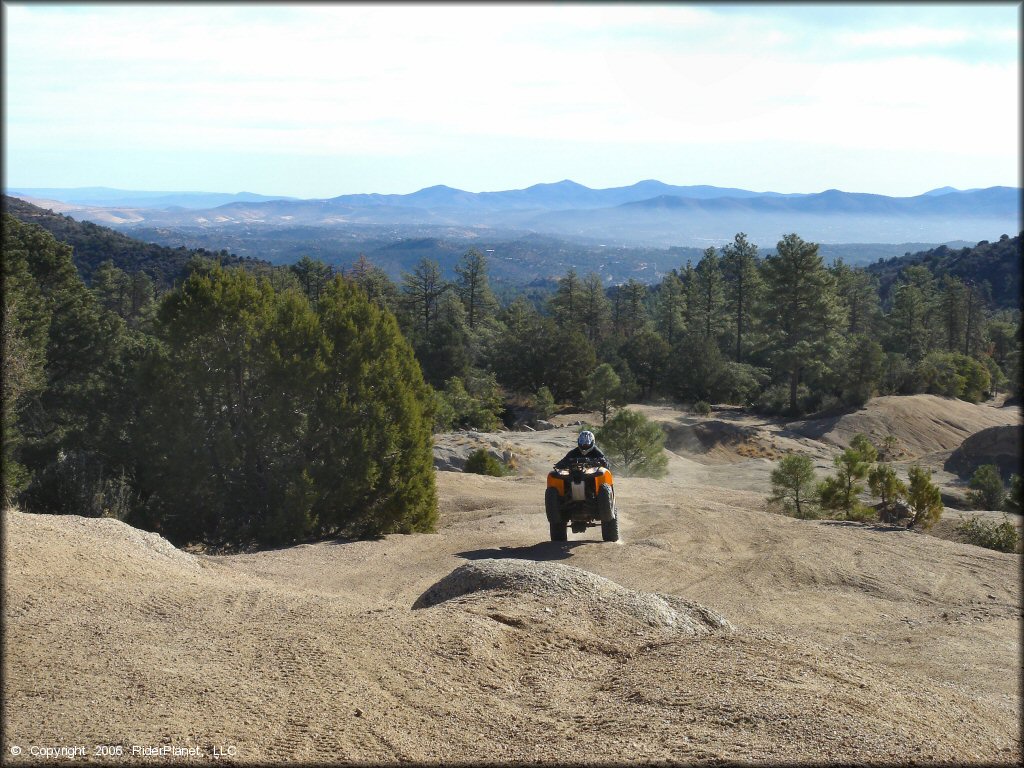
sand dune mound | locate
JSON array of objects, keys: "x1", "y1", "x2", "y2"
[
  {"x1": 4, "y1": 507, "x2": 201, "y2": 573},
  {"x1": 945, "y1": 424, "x2": 1022, "y2": 481},
  {"x1": 786, "y1": 394, "x2": 1020, "y2": 458},
  {"x1": 413, "y1": 558, "x2": 731, "y2": 635}
]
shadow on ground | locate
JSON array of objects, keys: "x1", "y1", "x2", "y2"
[
  {"x1": 818, "y1": 520, "x2": 910, "y2": 533},
  {"x1": 455, "y1": 540, "x2": 602, "y2": 562}
]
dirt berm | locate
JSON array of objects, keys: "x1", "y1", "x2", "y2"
[
  {"x1": 3, "y1": 466, "x2": 1020, "y2": 764},
  {"x1": 945, "y1": 424, "x2": 1022, "y2": 481}
]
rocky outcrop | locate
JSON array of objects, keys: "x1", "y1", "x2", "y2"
[{"x1": 945, "y1": 425, "x2": 1021, "y2": 481}]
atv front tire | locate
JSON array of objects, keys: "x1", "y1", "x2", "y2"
[
  {"x1": 545, "y1": 487, "x2": 561, "y2": 525},
  {"x1": 598, "y1": 485, "x2": 614, "y2": 522},
  {"x1": 550, "y1": 521, "x2": 568, "y2": 542}
]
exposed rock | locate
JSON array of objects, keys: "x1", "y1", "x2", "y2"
[
  {"x1": 413, "y1": 558, "x2": 731, "y2": 635},
  {"x1": 945, "y1": 425, "x2": 1021, "y2": 481}
]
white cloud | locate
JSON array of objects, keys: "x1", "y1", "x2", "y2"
[
  {"x1": 4, "y1": 3, "x2": 1019, "y2": 192},
  {"x1": 838, "y1": 26, "x2": 972, "y2": 49}
]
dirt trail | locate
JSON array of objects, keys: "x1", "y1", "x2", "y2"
[{"x1": 3, "y1": 395, "x2": 1021, "y2": 764}]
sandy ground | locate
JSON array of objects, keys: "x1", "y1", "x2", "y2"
[{"x1": 2, "y1": 395, "x2": 1021, "y2": 764}]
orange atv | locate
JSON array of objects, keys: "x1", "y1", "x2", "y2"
[{"x1": 545, "y1": 457, "x2": 618, "y2": 542}]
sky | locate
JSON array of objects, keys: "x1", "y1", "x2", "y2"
[{"x1": 3, "y1": 2, "x2": 1020, "y2": 198}]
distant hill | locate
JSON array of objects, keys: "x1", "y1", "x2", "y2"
[
  {"x1": 1, "y1": 195, "x2": 257, "y2": 287},
  {"x1": 43, "y1": 182, "x2": 1015, "y2": 250},
  {"x1": 865, "y1": 233, "x2": 1022, "y2": 310},
  {"x1": 4, "y1": 187, "x2": 296, "y2": 210}
]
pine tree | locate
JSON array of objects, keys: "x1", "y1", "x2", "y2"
[
  {"x1": 348, "y1": 254, "x2": 399, "y2": 313},
  {"x1": 770, "y1": 454, "x2": 817, "y2": 518},
  {"x1": 906, "y1": 465, "x2": 943, "y2": 530},
  {"x1": 939, "y1": 275, "x2": 967, "y2": 353},
  {"x1": 583, "y1": 363, "x2": 623, "y2": 425},
  {"x1": 761, "y1": 233, "x2": 846, "y2": 414},
  {"x1": 618, "y1": 279, "x2": 649, "y2": 339},
  {"x1": 454, "y1": 248, "x2": 498, "y2": 330},
  {"x1": 400, "y1": 258, "x2": 448, "y2": 341},
  {"x1": 596, "y1": 408, "x2": 668, "y2": 477},
  {"x1": 579, "y1": 272, "x2": 611, "y2": 344},
  {"x1": 692, "y1": 247, "x2": 725, "y2": 342},
  {"x1": 654, "y1": 271, "x2": 685, "y2": 346},
  {"x1": 720, "y1": 233, "x2": 762, "y2": 362},
  {"x1": 549, "y1": 268, "x2": 581, "y2": 327},
  {"x1": 290, "y1": 256, "x2": 335, "y2": 304}
]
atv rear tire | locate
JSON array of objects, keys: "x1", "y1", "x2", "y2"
[
  {"x1": 598, "y1": 485, "x2": 614, "y2": 522},
  {"x1": 550, "y1": 521, "x2": 568, "y2": 542},
  {"x1": 601, "y1": 514, "x2": 619, "y2": 542}
]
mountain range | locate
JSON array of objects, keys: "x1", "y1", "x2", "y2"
[{"x1": 7, "y1": 180, "x2": 1019, "y2": 251}]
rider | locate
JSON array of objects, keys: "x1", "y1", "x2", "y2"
[{"x1": 555, "y1": 430, "x2": 609, "y2": 469}]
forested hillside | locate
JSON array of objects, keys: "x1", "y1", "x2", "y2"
[
  {"x1": 867, "y1": 233, "x2": 1021, "y2": 310},
  {"x1": 3, "y1": 211, "x2": 1020, "y2": 550},
  {"x1": 2, "y1": 195, "x2": 255, "y2": 287}
]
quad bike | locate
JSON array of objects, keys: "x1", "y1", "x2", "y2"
[{"x1": 545, "y1": 457, "x2": 618, "y2": 542}]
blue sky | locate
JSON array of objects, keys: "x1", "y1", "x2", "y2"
[{"x1": 3, "y1": 2, "x2": 1019, "y2": 198}]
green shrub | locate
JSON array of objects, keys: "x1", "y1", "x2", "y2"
[
  {"x1": 968, "y1": 464, "x2": 1006, "y2": 510},
  {"x1": 769, "y1": 453, "x2": 818, "y2": 519},
  {"x1": 915, "y1": 352, "x2": 991, "y2": 403},
  {"x1": 817, "y1": 434, "x2": 877, "y2": 520},
  {"x1": 464, "y1": 448, "x2": 508, "y2": 477},
  {"x1": 955, "y1": 515, "x2": 1020, "y2": 553},
  {"x1": 532, "y1": 386, "x2": 556, "y2": 421},
  {"x1": 596, "y1": 408, "x2": 668, "y2": 478},
  {"x1": 693, "y1": 400, "x2": 712, "y2": 416},
  {"x1": 906, "y1": 465, "x2": 943, "y2": 530},
  {"x1": 1006, "y1": 474, "x2": 1022, "y2": 514}
]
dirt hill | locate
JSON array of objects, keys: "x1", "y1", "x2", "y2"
[{"x1": 4, "y1": 442, "x2": 1020, "y2": 764}]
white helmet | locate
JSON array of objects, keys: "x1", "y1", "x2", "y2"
[{"x1": 577, "y1": 431, "x2": 596, "y2": 454}]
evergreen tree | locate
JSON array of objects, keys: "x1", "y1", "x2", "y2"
[
  {"x1": 622, "y1": 327, "x2": 670, "y2": 400},
  {"x1": 671, "y1": 329, "x2": 728, "y2": 404},
  {"x1": 2, "y1": 216, "x2": 51, "y2": 501},
  {"x1": 654, "y1": 271, "x2": 685, "y2": 346},
  {"x1": 906, "y1": 465, "x2": 943, "y2": 530},
  {"x1": 832, "y1": 261, "x2": 881, "y2": 338},
  {"x1": 618, "y1": 279, "x2": 649, "y2": 339},
  {"x1": 348, "y1": 254, "x2": 399, "y2": 314},
  {"x1": 838, "y1": 334, "x2": 885, "y2": 406},
  {"x1": 579, "y1": 272, "x2": 611, "y2": 344},
  {"x1": 817, "y1": 434, "x2": 877, "y2": 519},
  {"x1": 583, "y1": 363, "x2": 623, "y2": 425},
  {"x1": 939, "y1": 275, "x2": 967, "y2": 353},
  {"x1": 549, "y1": 268, "x2": 580, "y2": 327},
  {"x1": 454, "y1": 248, "x2": 498, "y2": 330},
  {"x1": 3, "y1": 217, "x2": 131, "y2": 514},
  {"x1": 290, "y1": 256, "x2": 335, "y2": 305},
  {"x1": 138, "y1": 267, "x2": 436, "y2": 545},
  {"x1": 968, "y1": 464, "x2": 1005, "y2": 510},
  {"x1": 720, "y1": 233, "x2": 762, "y2": 362},
  {"x1": 888, "y1": 265, "x2": 938, "y2": 361},
  {"x1": 761, "y1": 233, "x2": 846, "y2": 414},
  {"x1": 400, "y1": 258, "x2": 448, "y2": 341},
  {"x1": 770, "y1": 454, "x2": 817, "y2": 518},
  {"x1": 691, "y1": 247, "x2": 725, "y2": 342},
  {"x1": 868, "y1": 462, "x2": 907, "y2": 514},
  {"x1": 596, "y1": 408, "x2": 668, "y2": 477},
  {"x1": 313, "y1": 277, "x2": 437, "y2": 538}
]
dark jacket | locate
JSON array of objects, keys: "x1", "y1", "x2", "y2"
[{"x1": 555, "y1": 446, "x2": 608, "y2": 469}]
